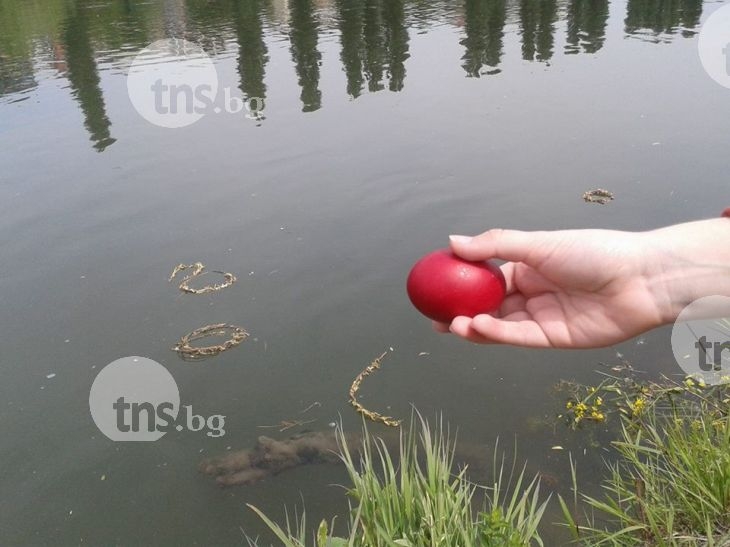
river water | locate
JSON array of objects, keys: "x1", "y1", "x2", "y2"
[{"x1": 1, "y1": 0, "x2": 729, "y2": 544}]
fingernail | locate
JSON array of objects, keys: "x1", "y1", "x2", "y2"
[{"x1": 449, "y1": 235, "x2": 472, "y2": 245}]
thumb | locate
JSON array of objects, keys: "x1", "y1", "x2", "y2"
[{"x1": 449, "y1": 229, "x2": 543, "y2": 264}]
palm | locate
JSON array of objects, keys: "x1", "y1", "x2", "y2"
[{"x1": 444, "y1": 229, "x2": 662, "y2": 348}]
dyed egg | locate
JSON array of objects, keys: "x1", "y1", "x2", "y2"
[{"x1": 407, "y1": 249, "x2": 506, "y2": 323}]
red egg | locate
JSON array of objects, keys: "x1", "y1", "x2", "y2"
[{"x1": 406, "y1": 249, "x2": 506, "y2": 323}]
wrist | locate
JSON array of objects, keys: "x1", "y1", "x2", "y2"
[{"x1": 644, "y1": 218, "x2": 730, "y2": 325}]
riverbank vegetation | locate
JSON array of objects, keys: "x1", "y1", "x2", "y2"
[
  {"x1": 249, "y1": 373, "x2": 730, "y2": 546},
  {"x1": 560, "y1": 372, "x2": 730, "y2": 546},
  {"x1": 248, "y1": 414, "x2": 548, "y2": 546}
]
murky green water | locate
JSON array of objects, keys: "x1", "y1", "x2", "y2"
[{"x1": 1, "y1": 0, "x2": 729, "y2": 544}]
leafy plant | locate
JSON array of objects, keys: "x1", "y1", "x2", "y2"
[
  {"x1": 559, "y1": 373, "x2": 730, "y2": 546},
  {"x1": 247, "y1": 414, "x2": 548, "y2": 546}
]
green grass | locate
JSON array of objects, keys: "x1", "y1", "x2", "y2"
[
  {"x1": 247, "y1": 414, "x2": 549, "y2": 547},
  {"x1": 559, "y1": 376, "x2": 730, "y2": 546},
  {"x1": 248, "y1": 350, "x2": 730, "y2": 546}
]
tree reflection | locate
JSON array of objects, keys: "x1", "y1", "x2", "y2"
[
  {"x1": 289, "y1": 0, "x2": 322, "y2": 112},
  {"x1": 336, "y1": 0, "x2": 409, "y2": 96},
  {"x1": 0, "y1": 59, "x2": 36, "y2": 98},
  {"x1": 61, "y1": 2, "x2": 115, "y2": 152},
  {"x1": 232, "y1": 0, "x2": 268, "y2": 108},
  {"x1": 0, "y1": 0, "x2": 709, "y2": 135},
  {"x1": 519, "y1": 0, "x2": 557, "y2": 63},
  {"x1": 383, "y1": 0, "x2": 409, "y2": 92},
  {"x1": 625, "y1": 0, "x2": 703, "y2": 40},
  {"x1": 338, "y1": 0, "x2": 366, "y2": 97},
  {"x1": 460, "y1": 0, "x2": 506, "y2": 77},
  {"x1": 565, "y1": 0, "x2": 609, "y2": 54},
  {"x1": 363, "y1": 0, "x2": 386, "y2": 92}
]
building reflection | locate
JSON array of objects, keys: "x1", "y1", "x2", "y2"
[
  {"x1": 163, "y1": 0, "x2": 189, "y2": 40},
  {"x1": 181, "y1": 0, "x2": 231, "y2": 53}
]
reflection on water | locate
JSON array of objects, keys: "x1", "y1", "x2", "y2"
[
  {"x1": 289, "y1": 0, "x2": 322, "y2": 111},
  {"x1": 0, "y1": 56, "x2": 34, "y2": 98},
  {"x1": 383, "y1": 1, "x2": 409, "y2": 92},
  {"x1": 460, "y1": 0, "x2": 506, "y2": 76},
  {"x1": 339, "y1": 0, "x2": 367, "y2": 96},
  {"x1": 234, "y1": 0, "x2": 268, "y2": 107},
  {"x1": 337, "y1": 0, "x2": 411, "y2": 95},
  {"x1": 625, "y1": 0, "x2": 703, "y2": 42},
  {"x1": 1, "y1": 1, "x2": 726, "y2": 544},
  {"x1": 519, "y1": 0, "x2": 557, "y2": 63},
  {"x1": 0, "y1": 0, "x2": 706, "y2": 148},
  {"x1": 61, "y1": 3, "x2": 116, "y2": 151},
  {"x1": 565, "y1": 0, "x2": 609, "y2": 54}
]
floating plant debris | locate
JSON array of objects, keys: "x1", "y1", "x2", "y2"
[
  {"x1": 349, "y1": 351, "x2": 401, "y2": 428},
  {"x1": 582, "y1": 188, "x2": 614, "y2": 204},
  {"x1": 169, "y1": 262, "x2": 236, "y2": 294},
  {"x1": 172, "y1": 323, "x2": 248, "y2": 360}
]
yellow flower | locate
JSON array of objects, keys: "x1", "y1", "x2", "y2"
[
  {"x1": 590, "y1": 410, "x2": 605, "y2": 422},
  {"x1": 684, "y1": 378, "x2": 696, "y2": 388},
  {"x1": 595, "y1": 397, "x2": 603, "y2": 406},
  {"x1": 630, "y1": 397, "x2": 646, "y2": 416}
]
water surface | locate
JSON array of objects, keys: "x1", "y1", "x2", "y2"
[{"x1": 1, "y1": 0, "x2": 729, "y2": 543}]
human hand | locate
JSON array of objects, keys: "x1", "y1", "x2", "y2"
[{"x1": 433, "y1": 228, "x2": 667, "y2": 348}]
